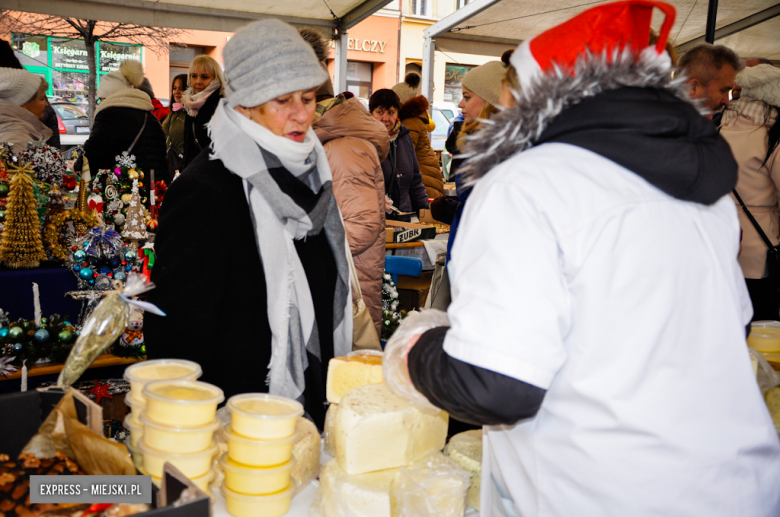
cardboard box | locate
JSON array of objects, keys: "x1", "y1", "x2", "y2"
[
  {"x1": 386, "y1": 221, "x2": 436, "y2": 243},
  {"x1": 418, "y1": 209, "x2": 452, "y2": 227}
]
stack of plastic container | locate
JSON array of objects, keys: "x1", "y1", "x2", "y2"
[
  {"x1": 220, "y1": 394, "x2": 304, "y2": 517},
  {"x1": 123, "y1": 359, "x2": 202, "y2": 470},
  {"x1": 138, "y1": 379, "x2": 224, "y2": 493}
]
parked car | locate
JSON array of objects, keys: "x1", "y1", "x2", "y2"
[
  {"x1": 432, "y1": 101, "x2": 460, "y2": 122},
  {"x1": 429, "y1": 107, "x2": 451, "y2": 152},
  {"x1": 51, "y1": 101, "x2": 90, "y2": 155}
]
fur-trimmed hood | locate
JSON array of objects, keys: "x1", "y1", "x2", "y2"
[
  {"x1": 399, "y1": 95, "x2": 429, "y2": 121},
  {"x1": 459, "y1": 51, "x2": 737, "y2": 205}
]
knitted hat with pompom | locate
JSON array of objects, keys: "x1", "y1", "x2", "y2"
[
  {"x1": 96, "y1": 60, "x2": 145, "y2": 100},
  {"x1": 392, "y1": 73, "x2": 421, "y2": 105}
]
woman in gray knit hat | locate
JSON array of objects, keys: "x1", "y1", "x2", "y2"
[{"x1": 146, "y1": 19, "x2": 351, "y2": 429}]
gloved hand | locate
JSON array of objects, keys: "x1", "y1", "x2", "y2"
[{"x1": 385, "y1": 195, "x2": 394, "y2": 213}]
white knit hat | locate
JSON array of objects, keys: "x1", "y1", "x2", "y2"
[
  {"x1": 0, "y1": 67, "x2": 43, "y2": 105},
  {"x1": 96, "y1": 60, "x2": 144, "y2": 99},
  {"x1": 737, "y1": 64, "x2": 780, "y2": 108},
  {"x1": 392, "y1": 73, "x2": 421, "y2": 105}
]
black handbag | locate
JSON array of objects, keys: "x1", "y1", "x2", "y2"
[{"x1": 733, "y1": 189, "x2": 780, "y2": 283}]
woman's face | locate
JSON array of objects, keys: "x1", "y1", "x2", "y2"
[
  {"x1": 458, "y1": 86, "x2": 484, "y2": 124},
  {"x1": 190, "y1": 65, "x2": 215, "y2": 94},
  {"x1": 22, "y1": 88, "x2": 48, "y2": 120},
  {"x1": 499, "y1": 83, "x2": 517, "y2": 109},
  {"x1": 236, "y1": 88, "x2": 317, "y2": 143},
  {"x1": 371, "y1": 106, "x2": 398, "y2": 133},
  {"x1": 172, "y1": 78, "x2": 186, "y2": 103}
]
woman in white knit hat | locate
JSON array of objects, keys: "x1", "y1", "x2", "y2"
[
  {"x1": 720, "y1": 63, "x2": 780, "y2": 320},
  {"x1": 0, "y1": 67, "x2": 52, "y2": 150},
  {"x1": 145, "y1": 19, "x2": 352, "y2": 430}
]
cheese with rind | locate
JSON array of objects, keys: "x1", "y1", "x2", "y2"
[
  {"x1": 291, "y1": 416, "x2": 321, "y2": 495},
  {"x1": 326, "y1": 353, "x2": 384, "y2": 404},
  {"x1": 444, "y1": 430, "x2": 482, "y2": 510},
  {"x1": 310, "y1": 459, "x2": 399, "y2": 517},
  {"x1": 335, "y1": 384, "x2": 448, "y2": 475}
]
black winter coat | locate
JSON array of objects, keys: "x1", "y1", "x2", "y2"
[
  {"x1": 381, "y1": 125, "x2": 429, "y2": 222},
  {"x1": 144, "y1": 151, "x2": 337, "y2": 428},
  {"x1": 84, "y1": 106, "x2": 167, "y2": 200},
  {"x1": 183, "y1": 91, "x2": 221, "y2": 170},
  {"x1": 42, "y1": 104, "x2": 60, "y2": 149}
]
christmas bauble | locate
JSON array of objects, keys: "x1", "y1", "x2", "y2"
[
  {"x1": 0, "y1": 328, "x2": 8, "y2": 338},
  {"x1": 114, "y1": 213, "x2": 125, "y2": 226},
  {"x1": 125, "y1": 265, "x2": 133, "y2": 272},
  {"x1": 98, "y1": 266, "x2": 112, "y2": 275},
  {"x1": 0, "y1": 210, "x2": 5, "y2": 222},
  {"x1": 139, "y1": 345, "x2": 146, "y2": 355},
  {"x1": 124, "y1": 250, "x2": 135, "y2": 260},
  {"x1": 0, "y1": 183, "x2": 9, "y2": 197},
  {"x1": 21, "y1": 321, "x2": 30, "y2": 329},
  {"x1": 63, "y1": 321, "x2": 72, "y2": 326},
  {"x1": 114, "y1": 271, "x2": 127, "y2": 282},
  {"x1": 109, "y1": 257, "x2": 121, "y2": 268},
  {"x1": 79, "y1": 267, "x2": 93, "y2": 280},
  {"x1": 73, "y1": 265, "x2": 81, "y2": 273},
  {"x1": 58, "y1": 330, "x2": 73, "y2": 343},
  {"x1": 40, "y1": 317, "x2": 48, "y2": 325},
  {"x1": 8, "y1": 327, "x2": 23, "y2": 339},
  {"x1": 73, "y1": 250, "x2": 86, "y2": 261},
  {"x1": 121, "y1": 194, "x2": 132, "y2": 204},
  {"x1": 128, "y1": 170, "x2": 139, "y2": 180},
  {"x1": 34, "y1": 329, "x2": 50, "y2": 343},
  {"x1": 13, "y1": 343, "x2": 22, "y2": 351},
  {"x1": 95, "y1": 275, "x2": 111, "y2": 290}
]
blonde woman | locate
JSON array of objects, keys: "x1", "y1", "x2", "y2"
[{"x1": 182, "y1": 55, "x2": 225, "y2": 168}]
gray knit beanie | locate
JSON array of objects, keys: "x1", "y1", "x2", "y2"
[
  {"x1": 223, "y1": 19, "x2": 328, "y2": 108},
  {"x1": 0, "y1": 67, "x2": 43, "y2": 105},
  {"x1": 462, "y1": 61, "x2": 506, "y2": 108},
  {"x1": 139, "y1": 77, "x2": 155, "y2": 99}
]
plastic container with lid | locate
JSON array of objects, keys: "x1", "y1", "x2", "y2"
[
  {"x1": 225, "y1": 426, "x2": 295, "y2": 467},
  {"x1": 124, "y1": 359, "x2": 202, "y2": 402},
  {"x1": 124, "y1": 395, "x2": 145, "y2": 427},
  {"x1": 142, "y1": 467, "x2": 215, "y2": 494},
  {"x1": 140, "y1": 413, "x2": 219, "y2": 454},
  {"x1": 126, "y1": 440, "x2": 143, "y2": 470},
  {"x1": 143, "y1": 380, "x2": 224, "y2": 428},
  {"x1": 123, "y1": 414, "x2": 144, "y2": 449},
  {"x1": 748, "y1": 321, "x2": 780, "y2": 353},
  {"x1": 219, "y1": 453, "x2": 292, "y2": 495},
  {"x1": 227, "y1": 393, "x2": 303, "y2": 440},
  {"x1": 139, "y1": 438, "x2": 217, "y2": 478},
  {"x1": 221, "y1": 483, "x2": 293, "y2": 517}
]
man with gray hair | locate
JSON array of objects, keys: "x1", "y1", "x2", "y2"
[{"x1": 678, "y1": 43, "x2": 744, "y2": 118}]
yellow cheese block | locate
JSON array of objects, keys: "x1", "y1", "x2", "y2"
[
  {"x1": 326, "y1": 352, "x2": 384, "y2": 404},
  {"x1": 311, "y1": 459, "x2": 399, "y2": 517},
  {"x1": 444, "y1": 430, "x2": 482, "y2": 510},
  {"x1": 335, "y1": 384, "x2": 448, "y2": 475}
]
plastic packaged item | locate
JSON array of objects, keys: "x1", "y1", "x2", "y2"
[
  {"x1": 219, "y1": 453, "x2": 292, "y2": 495},
  {"x1": 383, "y1": 309, "x2": 450, "y2": 413},
  {"x1": 126, "y1": 441, "x2": 143, "y2": 470},
  {"x1": 221, "y1": 483, "x2": 293, "y2": 517},
  {"x1": 310, "y1": 459, "x2": 399, "y2": 517},
  {"x1": 123, "y1": 414, "x2": 144, "y2": 449},
  {"x1": 323, "y1": 403, "x2": 338, "y2": 457},
  {"x1": 390, "y1": 451, "x2": 470, "y2": 517},
  {"x1": 57, "y1": 274, "x2": 166, "y2": 387},
  {"x1": 124, "y1": 395, "x2": 144, "y2": 426},
  {"x1": 225, "y1": 426, "x2": 295, "y2": 467},
  {"x1": 140, "y1": 413, "x2": 219, "y2": 454},
  {"x1": 143, "y1": 379, "x2": 224, "y2": 428},
  {"x1": 227, "y1": 393, "x2": 303, "y2": 440},
  {"x1": 748, "y1": 321, "x2": 780, "y2": 353},
  {"x1": 139, "y1": 438, "x2": 217, "y2": 478},
  {"x1": 443, "y1": 431, "x2": 482, "y2": 510},
  {"x1": 124, "y1": 358, "x2": 202, "y2": 402},
  {"x1": 290, "y1": 416, "x2": 321, "y2": 496}
]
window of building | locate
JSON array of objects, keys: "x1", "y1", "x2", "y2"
[
  {"x1": 444, "y1": 63, "x2": 476, "y2": 104},
  {"x1": 346, "y1": 61, "x2": 373, "y2": 99},
  {"x1": 456, "y1": 0, "x2": 473, "y2": 9},
  {"x1": 410, "y1": 0, "x2": 430, "y2": 17},
  {"x1": 169, "y1": 46, "x2": 205, "y2": 84}
]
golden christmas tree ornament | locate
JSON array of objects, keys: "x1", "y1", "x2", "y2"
[{"x1": 0, "y1": 169, "x2": 47, "y2": 268}]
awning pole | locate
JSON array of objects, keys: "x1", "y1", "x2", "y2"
[
  {"x1": 705, "y1": 0, "x2": 719, "y2": 43},
  {"x1": 422, "y1": 34, "x2": 435, "y2": 102},
  {"x1": 334, "y1": 28, "x2": 349, "y2": 94}
]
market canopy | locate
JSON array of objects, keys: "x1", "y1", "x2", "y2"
[
  {"x1": 0, "y1": 0, "x2": 392, "y2": 32},
  {"x1": 420, "y1": 0, "x2": 780, "y2": 98}
]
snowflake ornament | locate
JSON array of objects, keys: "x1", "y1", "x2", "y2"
[{"x1": 115, "y1": 151, "x2": 137, "y2": 169}]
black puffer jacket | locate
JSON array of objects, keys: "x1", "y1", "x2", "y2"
[
  {"x1": 380, "y1": 125, "x2": 429, "y2": 222},
  {"x1": 183, "y1": 91, "x2": 221, "y2": 169},
  {"x1": 84, "y1": 92, "x2": 167, "y2": 200}
]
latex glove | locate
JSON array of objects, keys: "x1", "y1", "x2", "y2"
[
  {"x1": 385, "y1": 195, "x2": 394, "y2": 213},
  {"x1": 383, "y1": 309, "x2": 450, "y2": 413}
]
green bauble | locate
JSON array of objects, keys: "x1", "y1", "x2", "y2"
[
  {"x1": 21, "y1": 321, "x2": 30, "y2": 329},
  {"x1": 139, "y1": 345, "x2": 146, "y2": 355},
  {"x1": 58, "y1": 330, "x2": 74, "y2": 343},
  {"x1": 0, "y1": 183, "x2": 8, "y2": 197},
  {"x1": 0, "y1": 209, "x2": 5, "y2": 222},
  {"x1": 8, "y1": 326, "x2": 23, "y2": 339},
  {"x1": 40, "y1": 317, "x2": 48, "y2": 325}
]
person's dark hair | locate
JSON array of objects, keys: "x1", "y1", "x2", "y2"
[
  {"x1": 369, "y1": 88, "x2": 400, "y2": 112},
  {"x1": 500, "y1": 49, "x2": 514, "y2": 66},
  {"x1": 745, "y1": 57, "x2": 773, "y2": 66},
  {"x1": 170, "y1": 73, "x2": 187, "y2": 101},
  {"x1": 298, "y1": 27, "x2": 329, "y2": 63},
  {"x1": 678, "y1": 43, "x2": 744, "y2": 85},
  {"x1": 0, "y1": 40, "x2": 23, "y2": 69}
]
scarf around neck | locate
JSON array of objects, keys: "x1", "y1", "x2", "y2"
[
  {"x1": 208, "y1": 99, "x2": 352, "y2": 401},
  {"x1": 388, "y1": 119, "x2": 402, "y2": 142},
  {"x1": 183, "y1": 80, "x2": 220, "y2": 117}
]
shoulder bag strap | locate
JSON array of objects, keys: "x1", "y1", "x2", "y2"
[
  {"x1": 733, "y1": 188, "x2": 775, "y2": 250},
  {"x1": 344, "y1": 240, "x2": 363, "y2": 304},
  {"x1": 127, "y1": 112, "x2": 148, "y2": 155}
]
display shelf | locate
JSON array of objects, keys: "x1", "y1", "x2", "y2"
[{"x1": 0, "y1": 353, "x2": 139, "y2": 382}]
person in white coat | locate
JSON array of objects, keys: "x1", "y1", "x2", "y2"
[{"x1": 384, "y1": 2, "x2": 780, "y2": 516}]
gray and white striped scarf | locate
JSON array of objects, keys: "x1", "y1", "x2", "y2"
[{"x1": 208, "y1": 100, "x2": 352, "y2": 402}]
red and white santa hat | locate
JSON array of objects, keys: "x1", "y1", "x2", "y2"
[{"x1": 510, "y1": 0, "x2": 677, "y2": 91}]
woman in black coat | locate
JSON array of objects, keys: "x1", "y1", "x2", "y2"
[
  {"x1": 182, "y1": 55, "x2": 224, "y2": 169},
  {"x1": 369, "y1": 89, "x2": 428, "y2": 222}
]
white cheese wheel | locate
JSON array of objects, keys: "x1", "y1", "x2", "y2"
[{"x1": 444, "y1": 430, "x2": 482, "y2": 510}]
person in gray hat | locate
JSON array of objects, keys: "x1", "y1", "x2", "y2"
[
  {"x1": 146, "y1": 19, "x2": 352, "y2": 429},
  {"x1": 0, "y1": 67, "x2": 52, "y2": 151}
]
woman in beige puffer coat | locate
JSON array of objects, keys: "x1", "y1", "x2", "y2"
[{"x1": 314, "y1": 96, "x2": 390, "y2": 336}]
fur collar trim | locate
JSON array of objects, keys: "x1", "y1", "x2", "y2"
[
  {"x1": 399, "y1": 95, "x2": 429, "y2": 121},
  {"x1": 459, "y1": 50, "x2": 705, "y2": 185},
  {"x1": 95, "y1": 88, "x2": 153, "y2": 117}
]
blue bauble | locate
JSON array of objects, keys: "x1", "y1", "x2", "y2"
[
  {"x1": 73, "y1": 250, "x2": 86, "y2": 261},
  {"x1": 79, "y1": 267, "x2": 93, "y2": 280},
  {"x1": 125, "y1": 265, "x2": 133, "y2": 271},
  {"x1": 34, "y1": 329, "x2": 50, "y2": 343},
  {"x1": 72, "y1": 265, "x2": 81, "y2": 272},
  {"x1": 109, "y1": 257, "x2": 121, "y2": 268},
  {"x1": 88, "y1": 279, "x2": 95, "y2": 285},
  {"x1": 98, "y1": 266, "x2": 112, "y2": 275},
  {"x1": 114, "y1": 271, "x2": 127, "y2": 282},
  {"x1": 0, "y1": 328, "x2": 7, "y2": 338},
  {"x1": 63, "y1": 321, "x2": 72, "y2": 326},
  {"x1": 124, "y1": 250, "x2": 135, "y2": 260},
  {"x1": 13, "y1": 343, "x2": 22, "y2": 351}
]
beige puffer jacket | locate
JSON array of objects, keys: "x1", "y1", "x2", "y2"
[{"x1": 314, "y1": 98, "x2": 390, "y2": 336}]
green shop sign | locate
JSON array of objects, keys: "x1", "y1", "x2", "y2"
[{"x1": 21, "y1": 41, "x2": 39, "y2": 58}]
